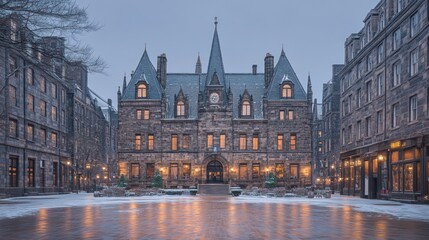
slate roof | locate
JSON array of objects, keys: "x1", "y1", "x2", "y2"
[
  {"x1": 122, "y1": 50, "x2": 162, "y2": 100},
  {"x1": 266, "y1": 50, "x2": 307, "y2": 100}
]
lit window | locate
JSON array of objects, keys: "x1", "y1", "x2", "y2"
[
  {"x1": 137, "y1": 84, "x2": 147, "y2": 98},
  {"x1": 281, "y1": 84, "x2": 292, "y2": 98},
  {"x1": 239, "y1": 134, "x2": 246, "y2": 150},
  {"x1": 277, "y1": 134, "x2": 283, "y2": 151},
  {"x1": 51, "y1": 83, "x2": 57, "y2": 98},
  {"x1": 135, "y1": 134, "x2": 141, "y2": 150},
  {"x1": 136, "y1": 110, "x2": 142, "y2": 120},
  {"x1": 288, "y1": 110, "x2": 294, "y2": 120},
  {"x1": 290, "y1": 133, "x2": 296, "y2": 150},
  {"x1": 239, "y1": 164, "x2": 247, "y2": 180},
  {"x1": 148, "y1": 134, "x2": 154, "y2": 150},
  {"x1": 279, "y1": 110, "x2": 285, "y2": 120},
  {"x1": 242, "y1": 101, "x2": 251, "y2": 116},
  {"x1": 131, "y1": 163, "x2": 140, "y2": 179},
  {"x1": 51, "y1": 106, "x2": 57, "y2": 121},
  {"x1": 177, "y1": 101, "x2": 185, "y2": 116},
  {"x1": 9, "y1": 119, "x2": 18, "y2": 137},
  {"x1": 252, "y1": 134, "x2": 259, "y2": 150},
  {"x1": 171, "y1": 134, "x2": 178, "y2": 151},
  {"x1": 207, "y1": 134, "x2": 213, "y2": 149},
  {"x1": 27, "y1": 94, "x2": 35, "y2": 112},
  {"x1": 290, "y1": 164, "x2": 298, "y2": 178},
  {"x1": 51, "y1": 132, "x2": 57, "y2": 147},
  {"x1": 275, "y1": 163, "x2": 284, "y2": 179},
  {"x1": 40, "y1": 76, "x2": 46, "y2": 92},
  {"x1": 220, "y1": 134, "x2": 226, "y2": 149}
]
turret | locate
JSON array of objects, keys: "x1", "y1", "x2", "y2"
[{"x1": 264, "y1": 53, "x2": 274, "y2": 88}]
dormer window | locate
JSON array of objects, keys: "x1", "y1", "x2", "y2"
[
  {"x1": 177, "y1": 101, "x2": 185, "y2": 116},
  {"x1": 136, "y1": 83, "x2": 147, "y2": 98},
  {"x1": 281, "y1": 83, "x2": 293, "y2": 98},
  {"x1": 242, "y1": 101, "x2": 251, "y2": 116}
]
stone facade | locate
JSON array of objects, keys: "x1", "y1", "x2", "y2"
[
  {"x1": 339, "y1": 0, "x2": 429, "y2": 201},
  {"x1": 117, "y1": 21, "x2": 313, "y2": 188},
  {"x1": 0, "y1": 15, "x2": 117, "y2": 197}
]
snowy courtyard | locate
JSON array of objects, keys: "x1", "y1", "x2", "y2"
[{"x1": 1, "y1": 193, "x2": 429, "y2": 239}]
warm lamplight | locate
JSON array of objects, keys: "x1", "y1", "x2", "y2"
[{"x1": 67, "y1": 161, "x2": 71, "y2": 165}]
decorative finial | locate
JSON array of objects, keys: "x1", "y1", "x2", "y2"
[{"x1": 214, "y1": 17, "x2": 218, "y2": 25}]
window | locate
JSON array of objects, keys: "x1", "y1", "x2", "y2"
[
  {"x1": 9, "y1": 57, "x2": 18, "y2": 78},
  {"x1": 367, "y1": 54, "x2": 373, "y2": 72},
  {"x1": 239, "y1": 164, "x2": 247, "y2": 180},
  {"x1": 379, "y1": 12, "x2": 385, "y2": 30},
  {"x1": 377, "y1": 43, "x2": 384, "y2": 63},
  {"x1": 252, "y1": 134, "x2": 259, "y2": 150},
  {"x1": 277, "y1": 134, "x2": 283, "y2": 151},
  {"x1": 366, "y1": 81, "x2": 372, "y2": 102},
  {"x1": 409, "y1": 95, "x2": 417, "y2": 122},
  {"x1": 27, "y1": 94, "x2": 35, "y2": 112},
  {"x1": 171, "y1": 134, "x2": 178, "y2": 150},
  {"x1": 365, "y1": 117, "x2": 371, "y2": 137},
  {"x1": 392, "y1": 103, "x2": 399, "y2": 128},
  {"x1": 61, "y1": 89, "x2": 66, "y2": 104},
  {"x1": 348, "y1": 125, "x2": 352, "y2": 143},
  {"x1": 396, "y1": 0, "x2": 404, "y2": 13},
  {"x1": 357, "y1": 62, "x2": 364, "y2": 79},
  {"x1": 410, "y1": 49, "x2": 419, "y2": 76},
  {"x1": 377, "y1": 111, "x2": 383, "y2": 134},
  {"x1": 342, "y1": 128, "x2": 345, "y2": 145},
  {"x1": 177, "y1": 101, "x2": 185, "y2": 116},
  {"x1": 10, "y1": 20, "x2": 17, "y2": 41},
  {"x1": 357, "y1": 120, "x2": 362, "y2": 139},
  {"x1": 411, "y1": 12, "x2": 420, "y2": 37},
  {"x1": 182, "y1": 163, "x2": 191, "y2": 179},
  {"x1": 279, "y1": 110, "x2": 285, "y2": 120},
  {"x1": 51, "y1": 132, "x2": 57, "y2": 147},
  {"x1": 393, "y1": 28, "x2": 401, "y2": 51},
  {"x1": 143, "y1": 109, "x2": 150, "y2": 120},
  {"x1": 61, "y1": 110, "x2": 65, "y2": 125},
  {"x1": 9, "y1": 85, "x2": 17, "y2": 106},
  {"x1": 241, "y1": 101, "x2": 251, "y2": 116},
  {"x1": 377, "y1": 73, "x2": 384, "y2": 96},
  {"x1": 51, "y1": 83, "x2": 57, "y2": 98},
  {"x1": 288, "y1": 110, "x2": 294, "y2": 120},
  {"x1": 40, "y1": 129, "x2": 46, "y2": 145},
  {"x1": 146, "y1": 163, "x2": 155, "y2": 179},
  {"x1": 393, "y1": 61, "x2": 401, "y2": 87},
  {"x1": 281, "y1": 84, "x2": 292, "y2": 98},
  {"x1": 170, "y1": 163, "x2": 178, "y2": 180},
  {"x1": 40, "y1": 76, "x2": 46, "y2": 93},
  {"x1": 347, "y1": 95, "x2": 352, "y2": 113},
  {"x1": 26, "y1": 68, "x2": 34, "y2": 85},
  {"x1": 136, "y1": 83, "x2": 147, "y2": 98},
  {"x1": 27, "y1": 159, "x2": 35, "y2": 187},
  {"x1": 9, "y1": 157, "x2": 19, "y2": 187},
  {"x1": 290, "y1": 133, "x2": 296, "y2": 150},
  {"x1": 131, "y1": 163, "x2": 140, "y2": 179},
  {"x1": 40, "y1": 101, "x2": 47, "y2": 117},
  {"x1": 207, "y1": 133, "x2": 213, "y2": 149},
  {"x1": 290, "y1": 164, "x2": 299, "y2": 179},
  {"x1": 252, "y1": 164, "x2": 260, "y2": 180},
  {"x1": 27, "y1": 124, "x2": 34, "y2": 141},
  {"x1": 135, "y1": 134, "x2": 141, "y2": 150},
  {"x1": 148, "y1": 134, "x2": 154, "y2": 150},
  {"x1": 51, "y1": 106, "x2": 57, "y2": 121},
  {"x1": 9, "y1": 119, "x2": 18, "y2": 137},
  {"x1": 220, "y1": 134, "x2": 226, "y2": 149},
  {"x1": 357, "y1": 88, "x2": 361, "y2": 108},
  {"x1": 136, "y1": 110, "x2": 142, "y2": 119},
  {"x1": 275, "y1": 163, "x2": 285, "y2": 179},
  {"x1": 183, "y1": 135, "x2": 190, "y2": 149},
  {"x1": 239, "y1": 134, "x2": 246, "y2": 150}
]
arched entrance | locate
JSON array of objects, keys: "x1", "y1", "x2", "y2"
[{"x1": 206, "y1": 160, "x2": 223, "y2": 183}]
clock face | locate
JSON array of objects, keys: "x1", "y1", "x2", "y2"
[{"x1": 210, "y1": 93, "x2": 219, "y2": 103}]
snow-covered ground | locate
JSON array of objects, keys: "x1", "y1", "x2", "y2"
[{"x1": 1, "y1": 193, "x2": 428, "y2": 222}]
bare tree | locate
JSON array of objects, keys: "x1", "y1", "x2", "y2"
[{"x1": 0, "y1": 0, "x2": 105, "y2": 72}]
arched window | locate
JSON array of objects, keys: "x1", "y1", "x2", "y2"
[
  {"x1": 281, "y1": 84, "x2": 292, "y2": 98},
  {"x1": 242, "y1": 101, "x2": 251, "y2": 116},
  {"x1": 177, "y1": 101, "x2": 185, "y2": 116},
  {"x1": 136, "y1": 84, "x2": 147, "y2": 98}
]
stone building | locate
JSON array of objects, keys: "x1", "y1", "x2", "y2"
[
  {"x1": 0, "y1": 14, "x2": 117, "y2": 197},
  {"x1": 339, "y1": 0, "x2": 429, "y2": 201},
  {"x1": 117, "y1": 20, "x2": 313, "y2": 188}
]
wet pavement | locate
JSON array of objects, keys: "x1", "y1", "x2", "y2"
[{"x1": 1, "y1": 195, "x2": 429, "y2": 239}]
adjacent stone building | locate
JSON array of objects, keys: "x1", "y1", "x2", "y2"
[
  {"x1": 339, "y1": 0, "x2": 429, "y2": 201},
  {"x1": 117, "y1": 21, "x2": 313, "y2": 188},
  {"x1": 0, "y1": 14, "x2": 117, "y2": 197}
]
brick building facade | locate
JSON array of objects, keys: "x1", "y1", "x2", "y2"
[
  {"x1": 339, "y1": 0, "x2": 429, "y2": 201},
  {"x1": 0, "y1": 15, "x2": 117, "y2": 197},
  {"x1": 117, "y1": 21, "x2": 312, "y2": 188}
]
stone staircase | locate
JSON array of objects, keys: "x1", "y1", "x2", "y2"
[{"x1": 198, "y1": 184, "x2": 230, "y2": 195}]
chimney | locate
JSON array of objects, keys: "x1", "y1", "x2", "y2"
[
  {"x1": 264, "y1": 53, "x2": 274, "y2": 88},
  {"x1": 157, "y1": 53, "x2": 167, "y2": 89},
  {"x1": 108, "y1": 98, "x2": 112, "y2": 106},
  {"x1": 252, "y1": 64, "x2": 257, "y2": 75}
]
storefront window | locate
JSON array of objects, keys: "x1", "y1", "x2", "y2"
[
  {"x1": 252, "y1": 164, "x2": 260, "y2": 180},
  {"x1": 404, "y1": 149, "x2": 414, "y2": 160},
  {"x1": 391, "y1": 151, "x2": 399, "y2": 163},
  {"x1": 392, "y1": 165, "x2": 400, "y2": 192},
  {"x1": 355, "y1": 165, "x2": 361, "y2": 192},
  {"x1": 182, "y1": 163, "x2": 191, "y2": 179},
  {"x1": 239, "y1": 164, "x2": 247, "y2": 180},
  {"x1": 404, "y1": 163, "x2": 413, "y2": 191},
  {"x1": 416, "y1": 162, "x2": 420, "y2": 192},
  {"x1": 170, "y1": 163, "x2": 178, "y2": 180},
  {"x1": 275, "y1": 163, "x2": 284, "y2": 179},
  {"x1": 131, "y1": 163, "x2": 140, "y2": 179}
]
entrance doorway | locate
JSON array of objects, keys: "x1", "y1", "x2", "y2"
[{"x1": 206, "y1": 160, "x2": 223, "y2": 183}]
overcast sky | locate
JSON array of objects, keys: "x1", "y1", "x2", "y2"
[{"x1": 76, "y1": 0, "x2": 378, "y2": 107}]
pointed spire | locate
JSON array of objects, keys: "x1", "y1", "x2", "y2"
[
  {"x1": 195, "y1": 53, "x2": 202, "y2": 74},
  {"x1": 307, "y1": 73, "x2": 313, "y2": 96},
  {"x1": 122, "y1": 73, "x2": 127, "y2": 93},
  {"x1": 206, "y1": 17, "x2": 226, "y2": 87},
  {"x1": 117, "y1": 86, "x2": 121, "y2": 95}
]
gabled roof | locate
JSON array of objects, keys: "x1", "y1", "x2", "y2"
[
  {"x1": 267, "y1": 50, "x2": 306, "y2": 100},
  {"x1": 205, "y1": 21, "x2": 226, "y2": 88},
  {"x1": 122, "y1": 50, "x2": 162, "y2": 100}
]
